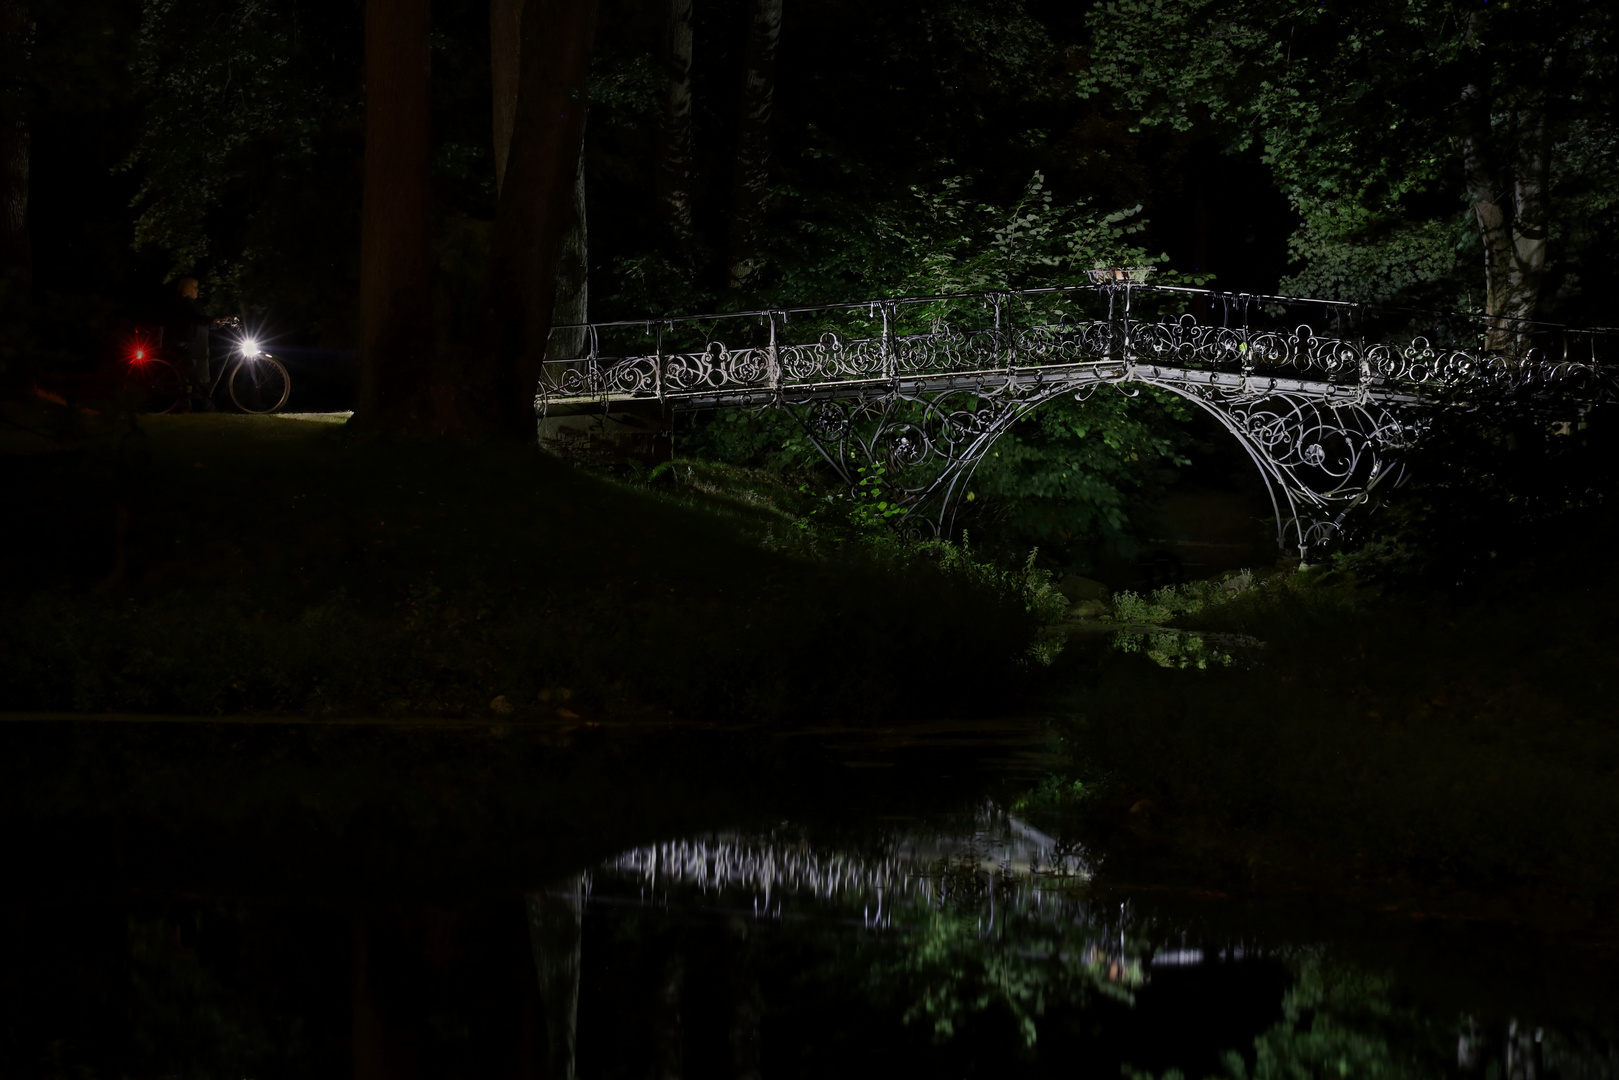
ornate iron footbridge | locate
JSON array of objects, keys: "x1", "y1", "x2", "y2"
[{"x1": 536, "y1": 278, "x2": 1611, "y2": 557}]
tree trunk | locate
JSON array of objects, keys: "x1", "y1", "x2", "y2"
[
  {"x1": 658, "y1": 0, "x2": 695, "y2": 257},
  {"x1": 1460, "y1": 15, "x2": 1554, "y2": 356},
  {"x1": 1460, "y1": 78, "x2": 1514, "y2": 350},
  {"x1": 492, "y1": 0, "x2": 522, "y2": 196},
  {"x1": 0, "y1": 0, "x2": 32, "y2": 315},
  {"x1": 551, "y1": 147, "x2": 589, "y2": 360},
  {"x1": 478, "y1": 0, "x2": 597, "y2": 439},
  {"x1": 527, "y1": 876, "x2": 586, "y2": 1080},
  {"x1": 726, "y1": 0, "x2": 782, "y2": 292},
  {"x1": 1501, "y1": 54, "x2": 1555, "y2": 350},
  {"x1": 491, "y1": 0, "x2": 589, "y2": 362},
  {"x1": 356, "y1": 0, "x2": 441, "y2": 432}
]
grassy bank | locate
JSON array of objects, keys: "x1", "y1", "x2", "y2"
[
  {"x1": 0, "y1": 414, "x2": 1048, "y2": 723},
  {"x1": 1042, "y1": 551, "x2": 1619, "y2": 920}
]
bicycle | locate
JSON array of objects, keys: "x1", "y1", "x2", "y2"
[{"x1": 122, "y1": 319, "x2": 292, "y2": 414}]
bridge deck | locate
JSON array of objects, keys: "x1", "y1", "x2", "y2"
[{"x1": 540, "y1": 357, "x2": 1431, "y2": 412}]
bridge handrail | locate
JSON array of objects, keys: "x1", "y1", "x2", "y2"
[{"x1": 544, "y1": 283, "x2": 1619, "y2": 341}]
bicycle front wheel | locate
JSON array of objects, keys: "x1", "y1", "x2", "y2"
[
  {"x1": 122, "y1": 359, "x2": 186, "y2": 414},
  {"x1": 229, "y1": 355, "x2": 291, "y2": 414}
]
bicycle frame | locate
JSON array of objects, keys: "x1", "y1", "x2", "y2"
[{"x1": 204, "y1": 349, "x2": 250, "y2": 398}]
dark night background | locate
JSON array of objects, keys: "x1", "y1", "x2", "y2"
[
  {"x1": 18, "y1": 0, "x2": 1317, "y2": 370},
  {"x1": 3, "y1": 2, "x2": 1619, "y2": 1077}
]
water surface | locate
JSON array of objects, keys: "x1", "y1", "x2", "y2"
[{"x1": 1, "y1": 716, "x2": 1613, "y2": 1077}]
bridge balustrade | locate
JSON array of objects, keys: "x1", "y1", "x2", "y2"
[{"x1": 535, "y1": 284, "x2": 1614, "y2": 558}]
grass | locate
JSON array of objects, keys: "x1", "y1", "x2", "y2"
[
  {"x1": 0, "y1": 413, "x2": 1047, "y2": 723},
  {"x1": 1044, "y1": 551, "x2": 1619, "y2": 916}
]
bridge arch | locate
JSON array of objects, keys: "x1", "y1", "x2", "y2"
[{"x1": 786, "y1": 371, "x2": 1421, "y2": 561}]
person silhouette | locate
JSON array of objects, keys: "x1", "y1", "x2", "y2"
[{"x1": 164, "y1": 277, "x2": 232, "y2": 411}]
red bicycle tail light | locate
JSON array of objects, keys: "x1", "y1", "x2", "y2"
[{"x1": 127, "y1": 327, "x2": 162, "y2": 365}]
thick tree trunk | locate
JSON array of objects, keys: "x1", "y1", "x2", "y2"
[
  {"x1": 491, "y1": 0, "x2": 589, "y2": 362},
  {"x1": 0, "y1": 0, "x2": 32, "y2": 314},
  {"x1": 726, "y1": 0, "x2": 782, "y2": 292},
  {"x1": 478, "y1": 0, "x2": 597, "y2": 439},
  {"x1": 492, "y1": 0, "x2": 522, "y2": 196},
  {"x1": 658, "y1": 0, "x2": 695, "y2": 257},
  {"x1": 551, "y1": 148, "x2": 589, "y2": 360},
  {"x1": 356, "y1": 0, "x2": 441, "y2": 432}
]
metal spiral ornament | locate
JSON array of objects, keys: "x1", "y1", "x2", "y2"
[{"x1": 534, "y1": 284, "x2": 1612, "y2": 558}]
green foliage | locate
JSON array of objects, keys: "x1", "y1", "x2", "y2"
[
  {"x1": 791, "y1": 464, "x2": 913, "y2": 538},
  {"x1": 1079, "y1": 0, "x2": 1619, "y2": 315},
  {"x1": 1110, "y1": 572, "x2": 1253, "y2": 626},
  {"x1": 1011, "y1": 774, "x2": 1092, "y2": 814},
  {"x1": 676, "y1": 406, "x2": 821, "y2": 474},
  {"x1": 886, "y1": 171, "x2": 1158, "y2": 297},
  {"x1": 859, "y1": 889, "x2": 1143, "y2": 1050},
  {"x1": 921, "y1": 537, "x2": 1069, "y2": 628},
  {"x1": 1109, "y1": 629, "x2": 1233, "y2": 671},
  {"x1": 968, "y1": 388, "x2": 1195, "y2": 560},
  {"x1": 1279, "y1": 211, "x2": 1465, "y2": 309},
  {"x1": 674, "y1": 170, "x2": 1201, "y2": 559},
  {"x1": 1105, "y1": 575, "x2": 1261, "y2": 669},
  {"x1": 1127, "y1": 955, "x2": 1431, "y2": 1080},
  {"x1": 1228, "y1": 958, "x2": 1428, "y2": 1080}
]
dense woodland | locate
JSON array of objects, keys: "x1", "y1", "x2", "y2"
[
  {"x1": 4, "y1": 0, "x2": 1616, "y2": 374},
  {"x1": 1, "y1": 0, "x2": 1614, "y2": 571}
]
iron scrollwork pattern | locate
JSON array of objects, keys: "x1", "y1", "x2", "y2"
[{"x1": 534, "y1": 285, "x2": 1608, "y2": 558}]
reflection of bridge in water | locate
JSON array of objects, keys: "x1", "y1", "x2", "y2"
[
  {"x1": 600, "y1": 804, "x2": 1092, "y2": 932},
  {"x1": 538, "y1": 280, "x2": 1613, "y2": 557}
]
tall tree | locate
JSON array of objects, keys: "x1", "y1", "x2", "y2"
[
  {"x1": 0, "y1": 0, "x2": 31, "y2": 316},
  {"x1": 491, "y1": 0, "x2": 522, "y2": 195},
  {"x1": 1459, "y1": 10, "x2": 1557, "y2": 351},
  {"x1": 478, "y1": 0, "x2": 597, "y2": 438},
  {"x1": 1081, "y1": 0, "x2": 1618, "y2": 343},
  {"x1": 355, "y1": 0, "x2": 440, "y2": 432},
  {"x1": 492, "y1": 0, "x2": 589, "y2": 366},
  {"x1": 657, "y1": 0, "x2": 695, "y2": 259},
  {"x1": 726, "y1": 0, "x2": 781, "y2": 291}
]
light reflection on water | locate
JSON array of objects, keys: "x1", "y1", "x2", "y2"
[
  {"x1": 600, "y1": 802, "x2": 1092, "y2": 928},
  {"x1": 549, "y1": 807, "x2": 1618, "y2": 1079}
]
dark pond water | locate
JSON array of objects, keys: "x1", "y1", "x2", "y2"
[{"x1": 1, "y1": 717, "x2": 1615, "y2": 1078}]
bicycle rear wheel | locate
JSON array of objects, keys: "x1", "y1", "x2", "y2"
[
  {"x1": 121, "y1": 359, "x2": 186, "y2": 413},
  {"x1": 229, "y1": 355, "x2": 291, "y2": 413}
]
